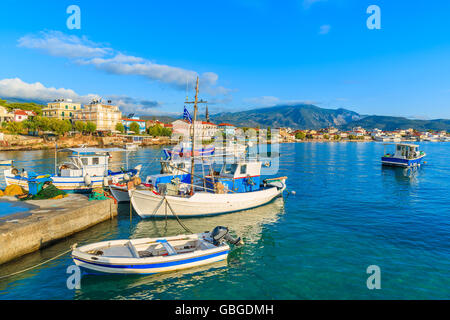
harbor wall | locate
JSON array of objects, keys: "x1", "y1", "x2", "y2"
[{"x1": 0, "y1": 196, "x2": 117, "y2": 265}]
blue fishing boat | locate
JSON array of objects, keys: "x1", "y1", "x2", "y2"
[
  {"x1": 381, "y1": 143, "x2": 426, "y2": 167},
  {"x1": 163, "y1": 142, "x2": 215, "y2": 160},
  {"x1": 4, "y1": 147, "x2": 140, "y2": 193}
]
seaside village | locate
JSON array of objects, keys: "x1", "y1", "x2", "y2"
[
  {"x1": 0, "y1": 98, "x2": 449, "y2": 150},
  {"x1": 0, "y1": 94, "x2": 440, "y2": 274}
]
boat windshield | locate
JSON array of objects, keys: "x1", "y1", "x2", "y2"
[{"x1": 223, "y1": 164, "x2": 238, "y2": 175}]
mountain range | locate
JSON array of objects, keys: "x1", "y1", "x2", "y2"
[
  {"x1": 207, "y1": 104, "x2": 450, "y2": 131},
  {"x1": 3, "y1": 97, "x2": 450, "y2": 131}
]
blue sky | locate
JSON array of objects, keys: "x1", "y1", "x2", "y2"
[{"x1": 0, "y1": 0, "x2": 449, "y2": 119}]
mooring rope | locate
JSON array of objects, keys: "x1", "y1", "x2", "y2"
[
  {"x1": 0, "y1": 246, "x2": 75, "y2": 280},
  {"x1": 164, "y1": 197, "x2": 192, "y2": 234}
]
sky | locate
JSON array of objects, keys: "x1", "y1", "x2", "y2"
[{"x1": 0, "y1": 0, "x2": 449, "y2": 119}]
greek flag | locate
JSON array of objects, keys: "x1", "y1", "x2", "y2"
[{"x1": 183, "y1": 106, "x2": 192, "y2": 123}]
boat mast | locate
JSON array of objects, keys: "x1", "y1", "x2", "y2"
[{"x1": 185, "y1": 76, "x2": 207, "y2": 195}]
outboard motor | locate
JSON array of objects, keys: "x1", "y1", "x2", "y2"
[{"x1": 210, "y1": 226, "x2": 243, "y2": 246}]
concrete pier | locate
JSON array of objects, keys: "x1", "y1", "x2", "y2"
[{"x1": 0, "y1": 194, "x2": 117, "y2": 265}]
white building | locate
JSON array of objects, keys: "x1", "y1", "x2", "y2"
[
  {"x1": 74, "y1": 100, "x2": 122, "y2": 131},
  {"x1": 13, "y1": 109, "x2": 36, "y2": 122},
  {"x1": 0, "y1": 105, "x2": 13, "y2": 123},
  {"x1": 172, "y1": 120, "x2": 219, "y2": 140}
]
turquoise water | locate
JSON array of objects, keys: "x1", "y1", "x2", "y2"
[{"x1": 0, "y1": 142, "x2": 449, "y2": 299}]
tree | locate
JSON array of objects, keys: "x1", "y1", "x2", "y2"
[
  {"x1": 86, "y1": 121, "x2": 97, "y2": 134},
  {"x1": 130, "y1": 122, "x2": 140, "y2": 135},
  {"x1": 147, "y1": 124, "x2": 172, "y2": 137},
  {"x1": 7, "y1": 121, "x2": 24, "y2": 134},
  {"x1": 323, "y1": 134, "x2": 329, "y2": 140},
  {"x1": 49, "y1": 119, "x2": 72, "y2": 136},
  {"x1": 34, "y1": 116, "x2": 51, "y2": 132},
  {"x1": 295, "y1": 131, "x2": 306, "y2": 140},
  {"x1": 23, "y1": 119, "x2": 38, "y2": 132},
  {"x1": 334, "y1": 134, "x2": 341, "y2": 140},
  {"x1": 115, "y1": 122, "x2": 125, "y2": 133},
  {"x1": 74, "y1": 121, "x2": 86, "y2": 133}
]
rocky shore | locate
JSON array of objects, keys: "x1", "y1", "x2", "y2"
[{"x1": 0, "y1": 134, "x2": 174, "y2": 151}]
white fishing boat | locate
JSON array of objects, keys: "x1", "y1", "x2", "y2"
[
  {"x1": 129, "y1": 77, "x2": 288, "y2": 218},
  {"x1": 163, "y1": 141, "x2": 215, "y2": 159},
  {"x1": 4, "y1": 147, "x2": 141, "y2": 193},
  {"x1": 124, "y1": 143, "x2": 139, "y2": 151},
  {"x1": 0, "y1": 160, "x2": 13, "y2": 166},
  {"x1": 130, "y1": 159, "x2": 286, "y2": 217},
  {"x1": 71, "y1": 226, "x2": 242, "y2": 275}
]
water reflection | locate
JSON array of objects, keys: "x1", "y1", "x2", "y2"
[
  {"x1": 130, "y1": 197, "x2": 285, "y2": 244},
  {"x1": 381, "y1": 165, "x2": 420, "y2": 184},
  {"x1": 75, "y1": 261, "x2": 228, "y2": 300},
  {"x1": 74, "y1": 198, "x2": 285, "y2": 299}
]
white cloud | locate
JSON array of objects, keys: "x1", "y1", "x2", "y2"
[
  {"x1": 0, "y1": 77, "x2": 177, "y2": 116},
  {"x1": 243, "y1": 96, "x2": 321, "y2": 108},
  {"x1": 18, "y1": 31, "x2": 111, "y2": 59},
  {"x1": 319, "y1": 24, "x2": 331, "y2": 35},
  {"x1": 244, "y1": 96, "x2": 281, "y2": 107},
  {"x1": 0, "y1": 78, "x2": 98, "y2": 103},
  {"x1": 18, "y1": 30, "x2": 229, "y2": 93}
]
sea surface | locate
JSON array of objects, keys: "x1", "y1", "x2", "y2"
[{"x1": 0, "y1": 142, "x2": 449, "y2": 299}]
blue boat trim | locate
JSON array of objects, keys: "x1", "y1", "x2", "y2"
[{"x1": 73, "y1": 250, "x2": 229, "y2": 269}]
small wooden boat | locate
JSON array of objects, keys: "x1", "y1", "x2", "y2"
[{"x1": 71, "y1": 226, "x2": 242, "y2": 275}]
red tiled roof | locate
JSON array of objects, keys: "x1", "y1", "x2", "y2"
[
  {"x1": 122, "y1": 118, "x2": 145, "y2": 122},
  {"x1": 218, "y1": 123, "x2": 234, "y2": 127},
  {"x1": 202, "y1": 121, "x2": 217, "y2": 126},
  {"x1": 15, "y1": 110, "x2": 30, "y2": 116}
]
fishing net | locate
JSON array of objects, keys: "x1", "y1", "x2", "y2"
[
  {"x1": 89, "y1": 188, "x2": 110, "y2": 201},
  {"x1": 31, "y1": 183, "x2": 68, "y2": 200},
  {"x1": 3, "y1": 185, "x2": 27, "y2": 196}
]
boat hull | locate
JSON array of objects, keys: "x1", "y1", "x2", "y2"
[
  {"x1": 3, "y1": 170, "x2": 128, "y2": 193},
  {"x1": 73, "y1": 250, "x2": 228, "y2": 274},
  {"x1": 130, "y1": 184, "x2": 285, "y2": 218},
  {"x1": 71, "y1": 235, "x2": 229, "y2": 275},
  {"x1": 381, "y1": 155, "x2": 425, "y2": 167},
  {"x1": 109, "y1": 184, "x2": 130, "y2": 202}
]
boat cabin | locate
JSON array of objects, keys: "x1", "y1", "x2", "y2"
[
  {"x1": 58, "y1": 148, "x2": 122, "y2": 177},
  {"x1": 205, "y1": 161, "x2": 262, "y2": 193},
  {"x1": 385, "y1": 143, "x2": 421, "y2": 160}
]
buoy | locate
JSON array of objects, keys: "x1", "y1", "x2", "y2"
[{"x1": 84, "y1": 174, "x2": 92, "y2": 186}]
